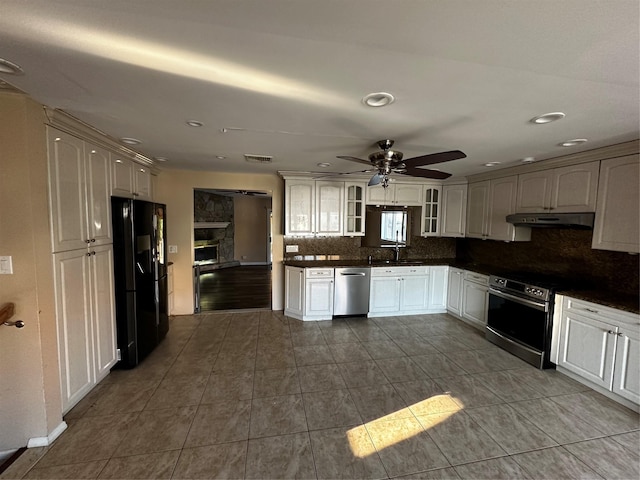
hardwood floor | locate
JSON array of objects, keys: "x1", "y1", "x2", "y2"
[{"x1": 198, "y1": 265, "x2": 272, "y2": 311}]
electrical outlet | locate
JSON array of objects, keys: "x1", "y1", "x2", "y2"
[
  {"x1": 168, "y1": 245, "x2": 178, "y2": 254},
  {"x1": 285, "y1": 245, "x2": 299, "y2": 253},
  {"x1": 0, "y1": 256, "x2": 13, "y2": 274}
]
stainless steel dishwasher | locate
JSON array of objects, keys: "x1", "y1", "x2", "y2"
[{"x1": 333, "y1": 267, "x2": 371, "y2": 316}]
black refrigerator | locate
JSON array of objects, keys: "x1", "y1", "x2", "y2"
[{"x1": 111, "y1": 197, "x2": 169, "y2": 368}]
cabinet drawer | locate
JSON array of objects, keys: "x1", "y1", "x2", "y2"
[
  {"x1": 564, "y1": 297, "x2": 640, "y2": 327},
  {"x1": 463, "y1": 271, "x2": 489, "y2": 285},
  {"x1": 305, "y1": 268, "x2": 334, "y2": 279},
  {"x1": 371, "y1": 266, "x2": 429, "y2": 276}
]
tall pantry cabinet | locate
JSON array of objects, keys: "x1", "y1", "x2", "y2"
[{"x1": 47, "y1": 127, "x2": 117, "y2": 413}]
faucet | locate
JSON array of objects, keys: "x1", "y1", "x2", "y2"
[{"x1": 394, "y1": 230, "x2": 401, "y2": 261}]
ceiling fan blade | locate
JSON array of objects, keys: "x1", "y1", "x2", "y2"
[
  {"x1": 403, "y1": 150, "x2": 467, "y2": 167},
  {"x1": 337, "y1": 155, "x2": 373, "y2": 166},
  {"x1": 402, "y1": 166, "x2": 452, "y2": 180},
  {"x1": 312, "y1": 168, "x2": 375, "y2": 180},
  {"x1": 368, "y1": 173, "x2": 383, "y2": 186}
]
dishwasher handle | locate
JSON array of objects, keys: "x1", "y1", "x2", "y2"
[{"x1": 340, "y1": 272, "x2": 367, "y2": 276}]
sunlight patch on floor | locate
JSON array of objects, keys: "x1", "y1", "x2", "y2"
[{"x1": 347, "y1": 394, "x2": 463, "y2": 458}]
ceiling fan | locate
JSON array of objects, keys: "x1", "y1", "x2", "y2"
[{"x1": 337, "y1": 139, "x2": 466, "y2": 187}]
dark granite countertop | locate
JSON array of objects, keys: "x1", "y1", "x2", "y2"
[{"x1": 283, "y1": 257, "x2": 639, "y2": 315}]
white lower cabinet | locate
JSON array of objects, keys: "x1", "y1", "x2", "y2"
[
  {"x1": 447, "y1": 269, "x2": 489, "y2": 330},
  {"x1": 53, "y1": 244, "x2": 117, "y2": 413},
  {"x1": 555, "y1": 296, "x2": 640, "y2": 408},
  {"x1": 284, "y1": 267, "x2": 334, "y2": 320},
  {"x1": 369, "y1": 266, "x2": 448, "y2": 317}
]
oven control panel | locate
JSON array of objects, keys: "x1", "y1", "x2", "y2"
[{"x1": 525, "y1": 287, "x2": 545, "y2": 297}]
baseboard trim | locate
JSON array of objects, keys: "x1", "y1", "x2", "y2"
[{"x1": 27, "y1": 421, "x2": 67, "y2": 448}]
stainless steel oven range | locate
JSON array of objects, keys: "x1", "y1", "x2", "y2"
[{"x1": 486, "y1": 273, "x2": 567, "y2": 369}]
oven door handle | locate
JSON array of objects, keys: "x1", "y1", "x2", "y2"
[{"x1": 489, "y1": 287, "x2": 548, "y2": 312}]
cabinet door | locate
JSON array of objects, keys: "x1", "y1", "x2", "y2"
[
  {"x1": 305, "y1": 279, "x2": 334, "y2": 317},
  {"x1": 466, "y1": 181, "x2": 489, "y2": 239},
  {"x1": 441, "y1": 184, "x2": 467, "y2": 237},
  {"x1": 53, "y1": 249, "x2": 94, "y2": 413},
  {"x1": 428, "y1": 266, "x2": 448, "y2": 311},
  {"x1": 134, "y1": 165, "x2": 152, "y2": 200},
  {"x1": 315, "y1": 181, "x2": 343, "y2": 235},
  {"x1": 551, "y1": 162, "x2": 599, "y2": 213},
  {"x1": 284, "y1": 267, "x2": 304, "y2": 317},
  {"x1": 285, "y1": 181, "x2": 315, "y2": 235},
  {"x1": 592, "y1": 155, "x2": 640, "y2": 253},
  {"x1": 344, "y1": 183, "x2": 366, "y2": 236},
  {"x1": 447, "y1": 268, "x2": 464, "y2": 315},
  {"x1": 612, "y1": 324, "x2": 640, "y2": 404},
  {"x1": 367, "y1": 184, "x2": 393, "y2": 205},
  {"x1": 370, "y1": 276, "x2": 401, "y2": 313},
  {"x1": 401, "y1": 275, "x2": 430, "y2": 312},
  {"x1": 558, "y1": 312, "x2": 616, "y2": 390},
  {"x1": 394, "y1": 184, "x2": 423, "y2": 206},
  {"x1": 48, "y1": 129, "x2": 88, "y2": 252},
  {"x1": 89, "y1": 245, "x2": 117, "y2": 382},
  {"x1": 487, "y1": 176, "x2": 518, "y2": 241},
  {"x1": 111, "y1": 154, "x2": 134, "y2": 197},
  {"x1": 421, "y1": 186, "x2": 441, "y2": 236},
  {"x1": 462, "y1": 280, "x2": 488, "y2": 327},
  {"x1": 516, "y1": 171, "x2": 553, "y2": 213},
  {"x1": 85, "y1": 145, "x2": 112, "y2": 246}
]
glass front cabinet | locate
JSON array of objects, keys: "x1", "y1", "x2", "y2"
[
  {"x1": 421, "y1": 186, "x2": 442, "y2": 236},
  {"x1": 344, "y1": 183, "x2": 366, "y2": 236}
]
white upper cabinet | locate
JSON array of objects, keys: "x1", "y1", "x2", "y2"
[
  {"x1": 440, "y1": 184, "x2": 467, "y2": 237},
  {"x1": 284, "y1": 179, "x2": 343, "y2": 236},
  {"x1": 366, "y1": 183, "x2": 423, "y2": 206},
  {"x1": 285, "y1": 180, "x2": 315, "y2": 236},
  {"x1": 315, "y1": 181, "x2": 343, "y2": 236},
  {"x1": 516, "y1": 162, "x2": 599, "y2": 213},
  {"x1": 48, "y1": 128, "x2": 112, "y2": 253},
  {"x1": 592, "y1": 155, "x2": 640, "y2": 253},
  {"x1": 467, "y1": 176, "x2": 530, "y2": 242},
  {"x1": 419, "y1": 185, "x2": 442, "y2": 237},
  {"x1": 111, "y1": 154, "x2": 152, "y2": 200},
  {"x1": 344, "y1": 182, "x2": 366, "y2": 236}
]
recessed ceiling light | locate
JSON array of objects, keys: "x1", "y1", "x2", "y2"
[
  {"x1": 484, "y1": 162, "x2": 501, "y2": 167},
  {"x1": 186, "y1": 120, "x2": 204, "y2": 127},
  {"x1": 317, "y1": 162, "x2": 331, "y2": 168},
  {"x1": 560, "y1": 138, "x2": 588, "y2": 147},
  {"x1": 155, "y1": 157, "x2": 168, "y2": 162},
  {"x1": 120, "y1": 137, "x2": 141, "y2": 145},
  {"x1": 530, "y1": 112, "x2": 566, "y2": 124},
  {"x1": 521, "y1": 157, "x2": 536, "y2": 163},
  {"x1": 216, "y1": 155, "x2": 226, "y2": 160},
  {"x1": 362, "y1": 92, "x2": 395, "y2": 107},
  {"x1": 0, "y1": 58, "x2": 24, "y2": 75}
]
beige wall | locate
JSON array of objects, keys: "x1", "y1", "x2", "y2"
[
  {"x1": 234, "y1": 195, "x2": 271, "y2": 264},
  {"x1": 155, "y1": 169, "x2": 284, "y2": 314},
  {"x1": 0, "y1": 93, "x2": 63, "y2": 450}
]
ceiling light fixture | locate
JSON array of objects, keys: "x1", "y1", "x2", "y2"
[
  {"x1": 155, "y1": 156, "x2": 168, "y2": 162},
  {"x1": 120, "y1": 137, "x2": 141, "y2": 145},
  {"x1": 484, "y1": 162, "x2": 501, "y2": 167},
  {"x1": 362, "y1": 92, "x2": 395, "y2": 107},
  {"x1": 560, "y1": 138, "x2": 588, "y2": 147},
  {"x1": 521, "y1": 157, "x2": 536, "y2": 163},
  {"x1": 186, "y1": 120, "x2": 204, "y2": 127},
  {"x1": 215, "y1": 155, "x2": 226, "y2": 160},
  {"x1": 0, "y1": 58, "x2": 24, "y2": 75},
  {"x1": 530, "y1": 112, "x2": 565, "y2": 124},
  {"x1": 317, "y1": 162, "x2": 331, "y2": 168}
]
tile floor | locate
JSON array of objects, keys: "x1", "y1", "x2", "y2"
[{"x1": 2, "y1": 311, "x2": 639, "y2": 479}]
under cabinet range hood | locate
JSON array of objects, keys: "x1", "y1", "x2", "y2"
[{"x1": 506, "y1": 212, "x2": 595, "y2": 229}]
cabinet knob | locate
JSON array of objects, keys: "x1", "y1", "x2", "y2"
[
  {"x1": 85, "y1": 239, "x2": 91, "y2": 244},
  {"x1": 86, "y1": 252, "x2": 92, "y2": 257},
  {"x1": 90, "y1": 238, "x2": 96, "y2": 243},
  {"x1": 607, "y1": 330, "x2": 615, "y2": 335}
]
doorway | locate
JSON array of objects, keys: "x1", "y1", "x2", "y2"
[{"x1": 193, "y1": 189, "x2": 272, "y2": 311}]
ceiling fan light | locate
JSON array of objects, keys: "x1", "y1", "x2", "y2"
[
  {"x1": 560, "y1": 138, "x2": 588, "y2": 147},
  {"x1": 362, "y1": 92, "x2": 395, "y2": 107},
  {"x1": 120, "y1": 137, "x2": 141, "y2": 145}
]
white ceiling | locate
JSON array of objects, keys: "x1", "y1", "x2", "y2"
[{"x1": 1, "y1": 0, "x2": 638, "y2": 180}]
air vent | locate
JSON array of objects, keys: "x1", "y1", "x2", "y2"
[{"x1": 244, "y1": 154, "x2": 273, "y2": 164}]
